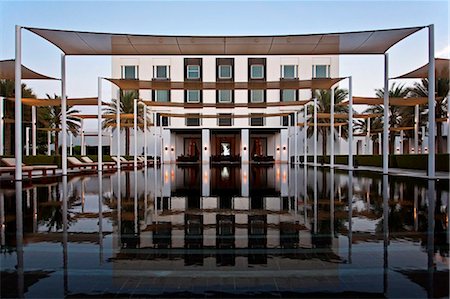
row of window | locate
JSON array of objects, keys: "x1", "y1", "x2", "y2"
[
  {"x1": 153, "y1": 89, "x2": 299, "y2": 103},
  {"x1": 120, "y1": 62, "x2": 330, "y2": 80},
  {"x1": 157, "y1": 114, "x2": 295, "y2": 127}
]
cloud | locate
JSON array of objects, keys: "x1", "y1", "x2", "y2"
[{"x1": 436, "y1": 45, "x2": 450, "y2": 58}]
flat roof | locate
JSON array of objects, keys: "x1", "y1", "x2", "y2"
[{"x1": 25, "y1": 26, "x2": 424, "y2": 56}]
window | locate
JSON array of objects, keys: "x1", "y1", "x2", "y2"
[
  {"x1": 186, "y1": 114, "x2": 201, "y2": 126},
  {"x1": 218, "y1": 90, "x2": 232, "y2": 103},
  {"x1": 313, "y1": 65, "x2": 330, "y2": 78},
  {"x1": 156, "y1": 113, "x2": 169, "y2": 127},
  {"x1": 281, "y1": 65, "x2": 297, "y2": 79},
  {"x1": 154, "y1": 65, "x2": 169, "y2": 79},
  {"x1": 250, "y1": 114, "x2": 264, "y2": 126},
  {"x1": 250, "y1": 65, "x2": 264, "y2": 79},
  {"x1": 219, "y1": 65, "x2": 232, "y2": 79},
  {"x1": 218, "y1": 114, "x2": 232, "y2": 126},
  {"x1": 186, "y1": 90, "x2": 201, "y2": 103},
  {"x1": 281, "y1": 89, "x2": 297, "y2": 102},
  {"x1": 250, "y1": 90, "x2": 265, "y2": 103},
  {"x1": 121, "y1": 65, "x2": 138, "y2": 79},
  {"x1": 282, "y1": 113, "x2": 295, "y2": 126},
  {"x1": 155, "y1": 90, "x2": 170, "y2": 102},
  {"x1": 187, "y1": 65, "x2": 200, "y2": 79}
]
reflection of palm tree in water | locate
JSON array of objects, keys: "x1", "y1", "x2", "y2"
[{"x1": 121, "y1": 171, "x2": 140, "y2": 248}]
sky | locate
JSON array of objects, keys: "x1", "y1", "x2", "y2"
[{"x1": 0, "y1": 0, "x2": 449, "y2": 129}]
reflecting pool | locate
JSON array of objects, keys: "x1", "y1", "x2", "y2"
[{"x1": 1, "y1": 165, "x2": 449, "y2": 298}]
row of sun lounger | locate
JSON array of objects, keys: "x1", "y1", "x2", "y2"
[{"x1": 0, "y1": 156, "x2": 155, "y2": 179}]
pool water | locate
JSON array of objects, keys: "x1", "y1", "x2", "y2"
[{"x1": 1, "y1": 165, "x2": 449, "y2": 298}]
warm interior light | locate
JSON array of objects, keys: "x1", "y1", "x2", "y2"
[
  {"x1": 243, "y1": 146, "x2": 247, "y2": 151},
  {"x1": 171, "y1": 147, "x2": 174, "y2": 152},
  {"x1": 276, "y1": 147, "x2": 280, "y2": 151},
  {"x1": 283, "y1": 146, "x2": 286, "y2": 151},
  {"x1": 165, "y1": 146, "x2": 168, "y2": 151},
  {"x1": 204, "y1": 146, "x2": 208, "y2": 151}
]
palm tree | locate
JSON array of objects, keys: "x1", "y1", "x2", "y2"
[
  {"x1": 102, "y1": 90, "x2": 150, "y2": 156},
  {"x1": 366, "y1": 83, "x2": 410, "y2": 153},
  {"x1": 409, "y1": 78, "x2": 449, "y2": 153},
  {"x1": 304, "y1": 88, "x2": 349, "y2": 157},
  {"x1": 37, "y1": 94, "x2": 81, "y2": 155}
]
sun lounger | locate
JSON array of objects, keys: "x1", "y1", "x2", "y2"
[
  {"x1": 81, "y1": 156, "x2": 116, "y2": 169},
  {"x1": 1, "y1": 158, "x2": 58, "y2": 178},
  {"x1": 67, "y1": 157, "x2": 98, "y2": 171},
  {"x1": 111, "y1": 156, "x2": 142, "y2": 169}
]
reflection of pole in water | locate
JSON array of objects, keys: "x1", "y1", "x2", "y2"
[
  {"x1": 427, "y1": 179, "x2": 435, "y2": 299},
  {"x1": 117, "y1": 170, "x2": 122, "y2": 248},
  {"x1": 62, "y1": 176, "x2": 68, "y2": 297},
  {"x1": 0, "y1": 192, "x2": 5, "y2": 247},
  {"x1": 15, "y1": 181, "x2": 24, "y2": 298},
  {"x1": 303, "y1": 165, "x2": 308, "y2": 226},
  {"x1": 348, "y1": 170, "x2": 353, "y2": 264},
  {"x1": 33, "y1": 187, "x2": 37, "y2": 233},
  {"x1": 294, "y1": 163, "x2": 298, "y2": 215},
  {"x1": 383, "y1": 174, "x2": 389, "y2": 296},
  {"x1": 98, "y1": 173, "x2": 103, "y2": 264},
  {"x1": 414, "y1": 186, "x2": 418, "y2": 232},
  {"x1": 313, "y1": 166, "x2": 317, "y2": 234}
]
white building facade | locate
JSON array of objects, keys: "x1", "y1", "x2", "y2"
[{"x1": 111, "y1": 55, "x2": 343, "y2": 163}]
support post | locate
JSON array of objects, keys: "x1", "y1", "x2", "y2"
[
  {"x1": 25, "y1": 127, "x2": 30, "y2": 156},
  {"x1": 427, "y1": 24, "x2": 435, "y2": 178},
  {"x1": 367, "y1": 117, "x2": 371, "y2": 154},
  {"x1": 97, "y1": 77, "x2": 103, "y2": 172},
  {"x1": 47, "y1": 131, "x2": 51, "y2": 155},
  {"x1": 383, "y1": 53, "x2": 389, "y2": 174},
  {"x1": 69, "y1": 132, "x2": 73, "y2": 156},
  {"x1": 330, "y1": 87, "x2": 335, "y2": 168},
  {"x1": 133, "y1": 98, "x2": 138, "y2": 169},
  {"x1": 116, "y1": 98, "x2": 121, "y2": 169},
  {"x1": 0, "y1": 97, "x2": 4, "y2": 155},
  {"x1": 14, "y1": 25, "x2": 22, "y2": 180},
  {"x1": 61, "y1": 54, "x2": 67, "y2": 176},
  {"x1": 80, "y1": 119, "x2": 85, "y2": 155},
  {"x1": 348, "y1": 76, "x2": 353, "y2": 170},
  {"x1": 422, "y1": 126, "x2": 426, "y2": 153},
  {"x1": 303, "y1": 104, "x2": 307, "y2": 165},
  {"x1": 31, "y1": 106, "x2": 36, "y2": 156},
  {"x1": 294, "y1": 112, "x2": 298, "y2": 164},
  {"x1": 144, "y1": 105, "x2": 148, "y2": 167},
  {"x1": 414, "y1": 105, "x2": 419, "y2": 154},
  {"x1": 153, "y1": 112, "x2": 157, "y2": 166},
  {"x1": 313, "y1": 97, "x2": 317, "y2": 166}
]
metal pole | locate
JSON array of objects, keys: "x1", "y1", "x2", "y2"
[
  {"x1": 348, "y1": 76, "x2": 353, "y2": 170},
  {"x1": 144, "y1": 105, "x2": 148, "y2": 168},
  {"x1": 97, "y1": 77, "x2": 103, "y2": 172},
  {"x1": 160, "y1": 114, "x2": 163, "y2": 164},
  {"x1": 422, "y1": 126, "x2": 426, "y2": 153},
  {"x1": 153, "y1": 112, "x2": 157, "y2": 167},
  {"x1": 61, "y1": 54, "x2": 68, "y2": 176},
  {"x1": 383, "y1": 53, "x2": 389, "y2": 175},
  {"x1": 0, "y1": 97, "x2": 4, "y2": 155},
  {"x1": 330, "y1": 87, "x2": 335, "y2": 168},
  {"x1": 313, "y1": 97, "x2": 317, "y2": 166},
  {"x1": 31, "y1": 106, "x2": 36, "y2": 156},
  {"x1": 294, "y1": 112, "x2": 298, "y2": 164},
  {"x1": 133, "y1": 98, "x2": 138, "y2": 169},
  {"x1": 288, "y1": 114, "x2": 291, "y2": 165},
  {"x1": 414, "y1": 105, "x2": 419, "y2": 154},
  {"x1": 303, "y1": 104, "x2": 307, "y2": 165},
  {"x1": 427, "y1": 24, "x2": 435, "y2": 178},
  {"x1": 25, "y1": 127, "x2": 30, "y2": 156},
  {"x1": 47, "y1": 130, "x2": 51, "y2": 156},
  {"x1": 367, "y1": 117, "x2": 371, "y2": 154},
  {"x1": 14, "y1": 25, "x2": 22, "y2": 180},
  {"x1": 80, "y1": 119, "x2": 85, "y2": 155},
  {"x1": 69, "y1": 132, "x2": 73, "y2": 156},
  {"x1": 116, "y1": 98, "x2": 121, "y2": 169}
]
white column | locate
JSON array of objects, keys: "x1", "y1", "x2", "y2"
[
  {"x1": 367, "y1": 117, "x2": 371, "y2": 154},
  {"x1": 378, "y1": 132, "x2": 382, "y2": 154},
  {"x1": 313, "y1": 97, "x2": 317, "y2": 166},
  {"x1": 427, "y1": 24, "x2": 435, "y2": 178},
  {"x1": 133, "y1": 99, "x2": 138, "y2": 169},
  {"x1": 116, "y1": 99, "x2": 121, "y2": 169},
  {"x1": 69, "y1": 132, "x2": 73, "y2": 156},
  {"x1": 348, "y1": 76, "x2": 353, "y2": 170},
  {"x1": 80, "y1": 119, "x2": 85, "y2": 156},
  {"x1": 47, "y1": 130, "x2": 51, "y2": 156},
  {"x1": 97, "y1": 77, "x2": 103, "y2": 171},
  {"x1": 61, "y1": 54, "x2": 68, "y2": 176},
  {"x1": 25, "y1": 127, "x2": 30, "y2": 156},
  {"x1": 153, "y1": 112, "x2": 157, "y2": 166},
  {"x1": 109, "y1": 130, "x2": 113, "y2": 156},
  {"x1": 422, "y1": 126, "x2": 426, "y2": 153},
  {"x1": 202, "y1": 128, "x2": 210, "y2": 163},
  {"x1": 0, "y1": 97, "x2": 3, "y2": 156},
  {"x1": 144, "y1": 105, "x2": 148, "y2": 167},
  {"x1": 241, "y1": 128, "x2": 249, "y2": 163},
  {"x1": 414, "y1": 105, "x2": 419, "y2": 154},
  {"x1": 31, "y1": 106, "x2": 36, "y2": 156},
  {"x1": 294, "y1": 112, "x2": 298, "y2": 164},
  {"x1": 383, "y1": 53, "x2": 389, "y2": 174},
  {"x1": 303, "y1": 104, "x2": 308, "y2": 164},
  {"x1": 399, "y1": 130, "x2": 404, "y2": 154},
  {"x1": 330, "y1": 88, "x2": 335, "y2": 168},
  {"x1": 14, "y1": 25, "x2": 22, "y2": 180}
]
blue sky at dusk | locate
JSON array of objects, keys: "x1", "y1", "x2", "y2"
[{"x1": 0, "y1": 0, "x2": 448, "y2": 124}]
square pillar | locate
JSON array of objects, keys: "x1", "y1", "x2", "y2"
[
  {"x1": 280, "y1": 129, "x2": 288, "y2": 163},
  {"x1": 202, "y1": 129, "x2": 210, "y2": 163},
  {"x1": 162, "y1": 129, "x2": 171, "y2": 163},
  {"x1": 241, "y1": 129, "x2": 249, "y2": 163}
]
